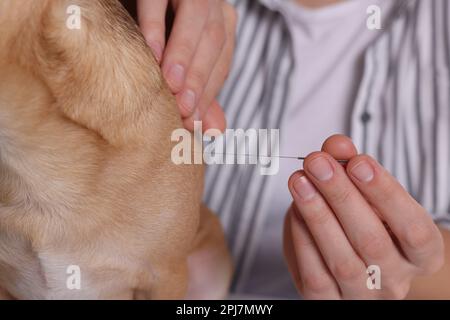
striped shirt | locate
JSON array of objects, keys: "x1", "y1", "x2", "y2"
[{"x1": 204, "y1": 0, "x2": 450, "y2": 298}]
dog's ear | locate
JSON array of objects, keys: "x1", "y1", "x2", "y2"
[{"x1": 3, "y1": 0, "x2": 178, "y2": 147}]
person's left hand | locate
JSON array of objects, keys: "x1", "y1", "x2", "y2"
[
  {"x1": 137, "y1": 0, "x2": 237, "y2": 132},
  {"x1": 284, "y1": 135, "x2": 444, "y2": 299}
]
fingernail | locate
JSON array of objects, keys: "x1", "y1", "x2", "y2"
[
  {"x1": 148, "y1": 41, "x2": 163, "y2": 62},
  {"x1": 166, "y1": 64, "x2": 185, "y2": 90},
  {"x1": 293, "y1": 176, "x2": 317, "y2": 201},
  {"x1": 351, "y1": 161, "x2": 374, "y2": 182},
  {"x1": 180, "y1": 90, "x2": 196, "y2": 114},
  {"x1": 308, "y1": 157, "x2": 334, "y2": 181}
]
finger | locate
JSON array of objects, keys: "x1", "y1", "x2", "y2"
[
  {"x1": 162, "y1": 0, "x2": 210, "y2": 93},
  {"x1": 177, "y1": 1, "x2": 226, "y2": 118},
  {"x1": 283, "y1": 208, "x2": 304, "y2": 294},
  {"x1": 182, "y1": 100, "x2": 226, "y2": 133},
  {"x1": 137, "y1": 0, "x2": 168, "y2": 63},
  {"x1": 346, "y1": 155, "x2": 445, "y2": 274},
  {"x1": 285, "y1": 206, "x2": 341, "y2": 299},
  {"x1": 185, "y1": 1, "x2": 237, "y2": 122},
  {"x1": 321, "y1": 135, "x2": 373, "y2": 205},
  {"x1": 289, "y1": 171, "x2": 369, "y2": 298},
  {"x1": 203, "y1": 100, "x2": 227, "y2": 133},
  {"x1": 321, "y1": 134, "x2": 358, "y2": 160},
  {"x1": 303, "y1": 153, "x2": 410, "y2": 282}
]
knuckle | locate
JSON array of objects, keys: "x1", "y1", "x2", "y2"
[
  {"x1": 205, "y1": 21, "x2": 226, "y2": 45},
  {"x1": 295, "y1": 237, "x2": 315, "y2": 249},
  {"x1": 171, "y1": 40, "x2": 197, "y2": 62},
  {"x1": 403, "y1": 220, "x2": 435, "y2": 251},
  {"x1": 372, "y1": 175, "x2": 398, "y2": 204},
  {"x1": 357, "y1": 232, "x2": 392, "y2": 260},
  {"x1": 187, "y1": 69, "x2": 210, "y2": 90},
  {"x1": 327, "y1": 188, "x2": 352, "y2": 206},
  {"x1": 141, "y1": 22, "x2": 165, "y2": 38},
  {"x1": 301, "y1": 203, "x2": 330, "y2": 226},
  {"x1": 294, "y1": 230, "x2": 315, "y2": 249},
  {"x1": 303, "y1": 272, "x2": 335, "y2": 294},
  {"x1": 330, "y1": 259, "x2": 362, "y2": 282}
]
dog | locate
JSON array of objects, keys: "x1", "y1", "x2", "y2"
[{"x1": 0, "y1": 0, "x2": 232, "y2": 299}]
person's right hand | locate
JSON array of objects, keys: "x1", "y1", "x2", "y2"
[
  {"x1": 137, "y1": 0, "x2": 237, "y2": 133},
  {"x1": 284, "y1": 135, "x2": 444, "y2": 299}
]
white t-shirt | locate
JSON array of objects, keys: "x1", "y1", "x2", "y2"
[{"x1": 242, "y1": 0, "x2": 395, "y2": 298}]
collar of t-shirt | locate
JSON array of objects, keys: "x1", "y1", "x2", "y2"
[{"x1": 259, "y1": 0, "x2": 380, "y2": 41}]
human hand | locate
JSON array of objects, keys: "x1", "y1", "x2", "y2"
[
  {"x1": 284, "y1": 135, "x2": 444, "y2": 299},
  {"x1": 137, "y1": 0, "x2": 237, "y2": 132}
]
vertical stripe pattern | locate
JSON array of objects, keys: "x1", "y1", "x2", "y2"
[
  {"x1": 353, "y1": 0, "x2": 450, "y2": 223},
  {"x1": 204, "y1": 0, "x2": 294, "y2": 290}
]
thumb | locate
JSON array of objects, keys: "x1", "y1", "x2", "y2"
[{"x1": 321, "y1": 134, "x2": 358, "y2": 161}]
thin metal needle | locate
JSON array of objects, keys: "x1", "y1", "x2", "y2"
[
  {"x1": 288, "y1": 156, "x2": 348, "y2": 164},
  {"x1": 199, "y1": 152, "x2": 349, "y2": 164},
  {"x1": 274, "y1": 155, "x2": 348, "y2": 164}
]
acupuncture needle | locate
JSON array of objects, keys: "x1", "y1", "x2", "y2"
[{"x1": 199, "y1": 152, "x2": 349, "y2": 164}]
